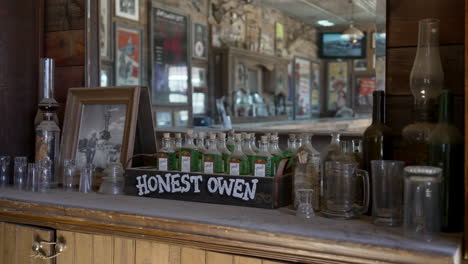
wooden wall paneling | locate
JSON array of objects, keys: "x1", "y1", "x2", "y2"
[
  {"x1": 0, "y1": 223, "x2": 3, "y2": 264},
  {"x1": 2, "y1": 224, "x2": 16, "y2": 264},
  {"x1": 114, "y1": 237, "x2": 135, "y2": 264},
  {"x1": 181, "y1": 247, "x2": 205, "y2": 264},
  {"x1": 54, "y1": 66, "x2": 85, "y2": 122},
  {"x1": 56, "y1": 231, "x2": 75, "y2": 264},
  {"x1": 465, "y1": 0, "x2": 468, "y2": 259},
  {"x1": 206, "y1": 252, "x2": 233, "y2": 264},
  {"x1": 169, "y1": 245, "x2": 182, "y2": 264},
  {"x1": 75, "y1": 232, "x2": 93, "y2": 264},
  {"x1": 387, "y1": 46, "x2": 465, "y2": 96},
  {"x1": 135, "y1": 240, "x2": 155, "y2": 264},
  {"x1": 46, "y1": 0, "x2": 85, "y2": 32},
  {"x1": 93, "y1": 235, "x2": 113, "y2": 264},
  {"x1": 45, "y1": 30, "x2": 85, "y2": 66},
  {"x1": 387, "y1": 0, "x2": 464, "y2": 47},
  {"x1": 233, "y1": 256, "x2": 262, "y2": 264}
]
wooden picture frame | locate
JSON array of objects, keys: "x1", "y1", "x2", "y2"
[
  {"x1": 99, "y1": 0, "x2": 112, "y2": 61},
  {"x1": 114, "y1": 22, "x2": 144, "y2": 86},
  {"x1": 326, "y1": 61, "x2": 349, "y2": 112},
  {"x1": 192, "y1": 22, "x2": 208, "y2": 60},
  {"x1": 60, "y1": 87, "x2": 141, "y2": 175},
  {"x1": 115, "y1": 0, "x2": 139, "y2": 21},
  {"x1": 352, "y1": 74, "x2": 376, "y2": 113},
  {"x1": 310, "y1": 60, "x2": 321, "y2": 114}
]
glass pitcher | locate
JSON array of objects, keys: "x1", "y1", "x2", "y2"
[
  {"x1": 404, "y1": 166, "x2": 442, "y2": 241},
  {"x1": 322, "y1": 161, "x2": 369, "y2": 219}
]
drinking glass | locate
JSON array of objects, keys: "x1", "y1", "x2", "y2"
[
  {"x1": 62, "y1": 159, "x2": 76, "y2": 191},
  {"x1": 27, "y1": 163, "x2": 39, "y2": 192},
  {"x1": 79, "y1": 164, "x2": 94, "y2": 193},
  {"x1": 99, "y1": 162, "x2": 125, "y2": 195},
  {"x1": 296, "y1": 189, "x2": 315, "y2": 219},
  {"x1": 14, "y1": 156, "x2": 28, "y2": 190},
  {"x1": 322, "y1": 161, "x2": 369, "y2": 219},
  {"x1": 404, "y1": 166, "x2": 442, "y2": 242},
  {"x1": 0, "y1": 156, "x2": 11, "y2": 187},
  {"x1": 371, "y1": 160, "x2": 405, "y2": 226},
  {"x1": 38, "y1": 160, "x2": 52, "y2": 193}
]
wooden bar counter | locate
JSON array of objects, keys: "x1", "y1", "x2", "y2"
[{"x1": 0, "y1": 189, "x2": 461, "y2": 264}]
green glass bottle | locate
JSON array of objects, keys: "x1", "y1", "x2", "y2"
[
  {"x1": 253, "y1": 136, "x2": 274, "y2": 177},
  {"x1": 362, "y1": 91, "x2": 393, "y2": 215},
  {"x1": 228, "y1": 134, "x2": 249, "y2": 176},
  {"x1": 282, "y1": 134, "x2": 297, "y2": 169},
  {"x1": 157, "y1": 133, "x2": 176, "y2": 171},
  {"x1": 173, "y1": 133, "x2": 183, "y2": 171},
  {"x1": 202, "y1": 134, "x2": 223, "y2": 174},
  {"x1": 226, "y1": 130, "x2": 236, "y2": 152},
  {"x1": 242, "y1": 133, "x2": 257, "y2": 174},
  {"x1": 268, "y1": 135, "x2": 283, "y2": 174},
  {"x1": 217, "y1": 132, "x2": 232, "y2": 173},
  {"x1": 179, "y1": 130, "x2": 200, "y2": 173},
  {"x1": 428, "y1": 90, "x2": 464, "y2": 232},
  {"x1": 250, "y1": 133, "x2": 259, "y2": 153}
]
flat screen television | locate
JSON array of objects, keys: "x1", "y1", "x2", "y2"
[{"x1": 319, "y1": 32, "x2": 367, "y2": 59}]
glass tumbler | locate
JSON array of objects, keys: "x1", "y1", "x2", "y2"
[
  {"x1": 79, "y1": 164, "x2": 94, "y2": 193},
  {"x1": 62, "y1": 159, "x2": 76, "y2": 191},
  {"x1": 296, "y1": 189, "x2": 315, "y2": 219},
  {"x1": 371, "y1": 160, "x2": 405, "y2": 226},
  {"x1": 404, "y1": 166, "x2": 442, "y2": 242},
  {"x1": 322, "y1": 161, "x2": 369, "y2": 219},
  {"x1": 14, "y1": 156, "x2": 28, "y2": 190},
  {"x1": 27, "y1": 163, "x2": 39, "y2": 192},
  {"x1": 38, "y1": 160, "x2": 53, "y2": 193},
  {"x1": 0, "y1": 156, "x2": 11, "y2": 187}
]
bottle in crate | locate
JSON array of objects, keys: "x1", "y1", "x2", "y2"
[
  {"x1": 269, "y1": 135, "x2": 283, "y2": 173},
  {"x1": 253, "y1": 136, "x2": 274, "y2": 177},
  {"x1": 242, "y1": 133, "x2": 257, "y2": 174},
  {"x1": 173, "y1": 133, "x2": 183, "y2": 171},
  {"x1": 157, "y1": 133, "x2": 176, "y2": 171},
  {"x1": 226, "y1": 130, "x2": 236, "y2": 152},
  {"x1": 179, "y1": 130, "x2": 200, "y2": 172},
  {"x1": 203, "y1": 134, "x2": 223, "y2": 174},
  {"x1": 217, "y1": 132, "x2": 232, "y2": 173},
  {"x1": 228, "y1": 134, "x2": 249, "y2": 176}
]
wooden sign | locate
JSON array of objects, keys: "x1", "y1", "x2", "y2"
[{"x1": 125, "y1": 168, "x2": 292, "y2": 209}]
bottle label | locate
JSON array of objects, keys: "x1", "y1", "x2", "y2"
[
  {"x1": 204, "y1": 161, "x2": 214, "y2": 174},
  {"x1": 254, "y1": 163, "x2": 266, "y2": 177},
  {"x1": 158, "y1": 158, "x2": 168, "y2": 171},
  {"x1": 229, "y1": 162, "x2": 240, "y2": 176},
  {"x1": 181, "y1": 156, "x2": 191, "y2": 172}
]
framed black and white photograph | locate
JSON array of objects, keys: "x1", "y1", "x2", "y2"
[
  {"x1": 99, "y1": 0, "x2": 112, "y2": 61},
  {"x1": 353, "y1": 59, "x2": 368, "y2": 72},
  {"x1": 114, "y1": 23, "x2": 143, "y2": 86},
  {"x1": 115, "y1": 0, "x2": 139, "y2": 21},
  {"x1": 193, "y1": 22, "x2": 208, "y2": 59}
]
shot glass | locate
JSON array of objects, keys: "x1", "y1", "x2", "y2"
[
  {"x1": 79, "y1": 164, "x2": 94, "y2": 193},
  {"x1": 0, "y1": 156, "x2": 11, "y2": 187},
  {"x1": 296, "y1": 189, "x2": 315, "y2": 219},
  {"x1": 371, "y1": 160, "x2": 405, "y2": 226},
  {"x1": 14, "y1": 156, "x2": 28, "y2": 190},
  {"x1": 62, "y1": 159, "x2": 76, "y2": 191}
]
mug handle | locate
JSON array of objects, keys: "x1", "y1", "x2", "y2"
[{"x1": 356, "y1": 169, "x2": 370, "y2": 214}]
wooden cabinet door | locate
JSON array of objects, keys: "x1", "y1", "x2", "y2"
[
  {"x1": 56, "y1": 230, "x2": 286, "y2": 264},
  {"x1": 0, "y1": 222, "x2": 55, "y2": 264}
]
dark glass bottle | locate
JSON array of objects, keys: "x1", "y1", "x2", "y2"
[
  {"x1": 428, "y1": 90, "x2": 464, "y2": 232},
  {"x1": 362, "y1": 91, "x2": 393, "y2": 214}
]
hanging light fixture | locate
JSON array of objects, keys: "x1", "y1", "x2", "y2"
[{"x1": 342, "y1": 0, "x2": 364, "y2": 44}]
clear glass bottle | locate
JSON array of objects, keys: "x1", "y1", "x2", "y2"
[
  {"x1": 228, "y1": 134, "x2": 249, "y2": 176},
  {"x1": 35, "y1": 111, "x2": 60, "y2": 186},
  {"x1": 173, "y1": 133, "x2": 183, "y2": 171},
  {"x1": 284, "y1": 134, "x2": 298, "y2": 156},
  {"x1": 293, "y1": 134, "x2": 321, "y2": 211},
  {"x1": 269, "y1": 135, "x2": 283, "y2": 174},
  {"x1": 428, "y1": 90, "x2": 464, "y2": 232},
  {"x1": 253, "y1": 136, "x2": 274, "y2": 177},
  {"x1": 157, "y1": 133, "x2": 176, "y2": 171},
  {"x1": 402, "y1": 19, "x2": 444, "y2": 165},
  {"x1": 34, "y1": 58, "x2": 59, "y2": 127},
  {"x1": 226, "y1": 130, "x2": 236, "y2": 152},
  {"x1": 250, "y1": 133, "x2": 259, "y2": 153},
  {"x1": 322, "y1": 132, "x2": 342, "y2": 164},
  {"x1": 203, "y1": 134, "x2": 223, "y2": 174},
  {"x1": 217, "y1": 132, "x2": 232, "y2": 173},
  {"x1": 196, "y1": 131, "x2": 206, "y2": 171},
  {"x1": 242, "y1": 133, "x2": 257, "y2": 174},
  {"x1": 179, "y1": 130, "x2": 200, "y2": 172}
]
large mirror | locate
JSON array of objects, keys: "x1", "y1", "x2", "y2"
[{"x1": 89, "y1": 0, "x2": 386, "y2": 131}]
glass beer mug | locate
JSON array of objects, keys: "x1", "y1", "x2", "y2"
[{"x1": 322, "y1": 161, "x2": 370, "y2": 219}]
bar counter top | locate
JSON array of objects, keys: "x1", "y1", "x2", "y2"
[{"x1": 0, "y1": 189, "x2": 461, "y2": 263}]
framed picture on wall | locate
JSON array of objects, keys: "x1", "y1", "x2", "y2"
[
  {"x1": 193, "y1": 22, "x2": 208, "y2": 60},
  {"x1": 326, "y1": 61, "x2": 349, "y2": 112},
  {"x1": 150, "y1": 4, "x2": 191, "y2": 106},
  {"x1": 114, "y1": 23, "x2": 143, "y2": 86},
  {"x1": 353, "y1": 59, "x2": 368, "y2": 72},
  {"x1": 352, "y1": 74, "x2": 376, "y2": 112},
  {"x1": 115, "y1": 0, "x2": 139, "y2": 21},
  {"x1": 310, "y1": 60, "x2": 321, "y2": 114},
  {"x1": 99, "y1": 0, "x2": 112, "y2": 61},
  {"x1": 293, "y1": 57, "x2": 312, "y2": 119}
]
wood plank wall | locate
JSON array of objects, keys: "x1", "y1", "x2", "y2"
[
  {"x1": 386, "y1": 0, "x2": 465, "y2": 147},
  {"x1": 45, "y1": 0, "x2": 86, "y2": 122}
]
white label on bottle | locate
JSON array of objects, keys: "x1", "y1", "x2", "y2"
[
  {"x1": 229, "y1": 162, "x2": 240, "y2": 176},
  {"x1": 204, "y1": 161, "x2": 214, "y2": 174},
  {"x1": 181, "y1": 156, "x2": 191, "y2": 172},
  {"x1": 254, "y1": 163, "x2": 266, "y2": 177},
  {"x1": 158, "y1": 158, "x2": 168, "y2": 171}
]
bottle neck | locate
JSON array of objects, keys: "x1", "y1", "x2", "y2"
[
  {"x1": 258, "y1": 142, "x2": 269, "y2": 154},
  {"x1": 287, "y1": 139, "x2": 296, "y2": 150},
  {"x1": 372, "y1": 91, "x2": 385, "y2": 124},
  {"x1": 233, "y1": 140, "x2": 244, "y2": 154},
  {"x1": 184, "y1": 136, "x2": 196, "y2": 148},
  {"x1": 207, "y1": 139, "x2": 218, "y2": 152},
  {"x1": 196, "y1": 138, "x2": 205, "y2": 148},
  {"x1": 269, "y1": 139, "x2": 281, "y2": 153},
  {"x1": 438, "y1": 91, "x2": 453, "y2": 123},
  {"x1": 175, "y1": 138, "x2": 183, "y2": 148},
  {"x1": 331, "y1": 134, "x2": 340, "y2": 145},
  {"x1": 162, "y1": 138, "x2": 172, "y2": 150}
]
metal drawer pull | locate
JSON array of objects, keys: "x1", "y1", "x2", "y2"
[{"x1": 31, "y1": 240, "x2": 66, "y2": 260}]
